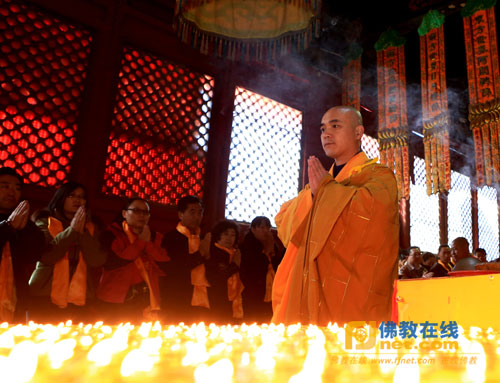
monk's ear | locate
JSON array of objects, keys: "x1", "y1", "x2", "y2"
[{"x1": 354, "y1": 125, "x2": 364, "y2": 139}]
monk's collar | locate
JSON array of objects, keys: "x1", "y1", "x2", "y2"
[{"x1": 332, "y1": 163, "x2": 345, "y2": 178}]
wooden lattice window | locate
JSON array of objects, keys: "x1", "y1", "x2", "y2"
[
  {"x1": 102, "y1": 47, "x2": 213, "y2": 204},
  {"x1": 225, "y1": 87, "x2": 302, "y2": 226},
  {"x1": 448, "y1": 170, "x2": 472, "y2": 247},
  {"x1": 410, "y1": 156, "x2": 440, "y2": 251},
  {"x1": 361, "y1": 134, "x2": 380, "y2": 160},
  {"x1": 478, "y1": 185, "x2": 499, "y2": 260},
  {"x1": 0, "y1": 0, "x2": 92, "y2": 186}
]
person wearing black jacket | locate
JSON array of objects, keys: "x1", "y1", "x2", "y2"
[
  {"x1": 427, "y1": 244, "x2": 452, "y2": 278},
  {"x1": 240, "y1": 216, "x2": 283, "y2": 323},
  {"x1": 0, "y1": 167, "x2": 45, "y2": 323},
  {"x1": 160, "y1": 195, "x2": 210, "y2": 324},
  {"x1": 205, "y1": 219, "x2": 241, "y2": 324}
]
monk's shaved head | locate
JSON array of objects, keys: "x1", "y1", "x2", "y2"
[
  {"x1": 451, "y1": 236, "x2": 470, "y2": 262},
  {"x1": 325, "y1": 106, "x2": 363, "y2": 128},
  {"x1": 320, "y1": 105, "x2": 364, "y2": 164}
]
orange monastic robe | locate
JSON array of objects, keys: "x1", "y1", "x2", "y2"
[{"x1": 272, "y1": 152, "x2": 399, "y2": 325}]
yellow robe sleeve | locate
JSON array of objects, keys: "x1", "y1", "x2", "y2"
[{"x1": 275, "y1": 186, "x2": 313, "y2": 248}]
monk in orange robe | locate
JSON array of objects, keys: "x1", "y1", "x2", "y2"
[{"x1": 272, "y1": 106, "x2": 399, "y2": 325}]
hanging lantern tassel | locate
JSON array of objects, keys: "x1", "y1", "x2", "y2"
[
  {"x1": 443, "y1": 129, "x2": 451, "y2": 190},
  {"x1": 422, "y1": 113, "x2": 449, "y2": 195},
  {"x1": 402, "y1": 143, "x2": 410, "y2": 198},
  {"x1": 379, "y1": 127, "x2": 409, "y2": 200},
  {"x1": 490, "y1": 116, "x2": 500, "y2": 184},
  {"x1": 424, "y1": 136, "x2": 432, "y2": 196},
  {"x1": 469, "y1": 99, "x2": 500, "y2": 184},
  {"x1": 394, "y1": 144, "x2": 403, "y2": 199}
]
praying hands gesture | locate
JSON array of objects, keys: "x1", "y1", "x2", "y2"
[
  {"x1": 199, "y1": 232, "x2": 211, "y2": 259},
  {"x1": 8, "y1": 200, "x2": 30, "y2": 230},
  {"x1": 307, "y1": 156, "x2": 328, "y2": 196},
  {"x1": 70, "y1": 206, "x2": 86, "y2": 233},
  {"x1": 138, "y1": 224, "x2": 151, "y2": 242}
]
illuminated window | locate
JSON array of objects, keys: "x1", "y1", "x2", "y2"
[
  {"x1": 102, "y1": 47, "x2": 213, "y2": 204},
  {"x1": 361, "y1": 134, "x2": 380, "y2": 160},
  {"x1": 448, "y1": 170, "x2": 472, "y2": 247},
  {"x1": 0, "y1": 0, "x2": 92, "y2": 186},
  {"x1": 410, "y1": 156, "x2": 440, "y2": 252},
  {"x1": 225, "y1": 87, "x2": 302, "y2": 226},
  {"x1": 478, "y1": 185, "x2": 499, "y2": 261}
]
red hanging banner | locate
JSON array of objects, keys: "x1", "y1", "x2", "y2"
[
  {"x1": 419, "y1": 10, "x2": 451, "y2": 195},
  {"x1": 463, "y1": 1, "x2": 500, "y2": 186},
  {"x1": 342, "y1": 44, "x2": 362, "y2": 110},
  {"x1": 375, "y1": 31, "x2": 409, "y2": 200}
]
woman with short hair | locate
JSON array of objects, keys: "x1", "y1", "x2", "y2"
[
  {"x1": 206, "y1": 219, "x2": 243, "y2": 324},
  {"x1": 96, "y1": 197, "x2": 169, "y2": 323}
]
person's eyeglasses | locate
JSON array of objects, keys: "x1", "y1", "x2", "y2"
[{"x1": 126, "y1": 208, "x2": 150, "y2": 216}]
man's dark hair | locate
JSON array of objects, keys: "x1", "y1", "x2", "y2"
[
  {"x1": 438, "y1": 244, "x2": 449, "y2": 253},
  {"x1": 474, "y1": 248, "x2": 486, "y2": 254},
  {"x1": 250, "y1": 216, "x2": 271, "y2": 229},
  {"x1": 211, "y1": 219, "x2": 240, "y2": 245},
  {"x1": 0, "y1": 167, "x2": 24, "y2": 187},
  {"x1": 422, "y1": 252, "x2": 436, "y2": 262},
  {"x1": 408, "y1": 246, "x2": 420, "y2": 252},
  {"x1": 177, "y1": 195, "x2": 203, "y2": 213}
]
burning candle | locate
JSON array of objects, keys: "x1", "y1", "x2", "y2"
[{"x1": 0, "y1": 321, "x2": 498, "y2": 382}]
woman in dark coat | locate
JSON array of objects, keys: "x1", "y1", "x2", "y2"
[
  {"x1": 205, "y1": 220, "x2": 242, "y2": 324},
  {"x1": 29, "y1": 182, "x2": 106, "y2": 323},
  {"x1": 240, "y1": 216, "x2": 283, "y2": 323}
]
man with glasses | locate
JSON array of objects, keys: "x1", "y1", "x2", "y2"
[{"x1": 399, "y1": 246, "x2": 425, "y2": 279}]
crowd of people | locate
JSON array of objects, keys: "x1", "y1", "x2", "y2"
[
  {"x1": 398, "y1": 238, "x2": 491, "y2": 280},
  {"x1": 2, "y1": 104, "x2": 498, "y2": 327},
  {"x1": 0, "y1": 167, "x2": 284, "y2": 324}
]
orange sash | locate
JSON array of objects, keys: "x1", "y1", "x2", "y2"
[
  {"x1": 214, "y1": 243, "x2": 244, "y2": 319},
  {"x1": 438, "y1": 260, "x2": 451, "y2": 272},
  {"x1": 176, "y1": 223, "x2": 210, "y2": 308},
  {"x1": 0, "y1": 242, "x2": 16, "y2": 322},
  {"x1": 122, "y1": 221, "x2": 161, "y2": 311},
  {"x1": 49, "y1": 217, "x2": 93, "y2": 308}
]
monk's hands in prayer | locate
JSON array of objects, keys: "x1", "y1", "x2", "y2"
[
  {"x1": 308, "y1": 156, "x2": 328, "y2": 196},
  {"x1": 71, "y1": 206, "x2": 86, "y2": 233},
  {"x1": 199, "y1": 233, "x2": 211, "y2": 259},
  {"x1": 8, "y1": 200, "x2": 29, "y2": 230},
  {"x1": 139, "y1": 224, "x2": 151, "y2": 242}
]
